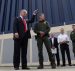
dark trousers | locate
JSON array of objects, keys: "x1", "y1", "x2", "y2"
[
  {"x1": 72, "y1": 42, "x2": 75, "y2": 57},
  {"x1": 54, "y1": 48, "x2": 60, "y2": 65},
  {"x1": 37, "y1": 37, "x2": 55, "y2": 66},
  {"x1": 60, "y1": 43, "x2": 71, "y2": 65},
  {"x1": 13, "y1": 37, "x2": 28, "y2": 68}
]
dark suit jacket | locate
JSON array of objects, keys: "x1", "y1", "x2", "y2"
[
  {"x1": 49, "y1": 37, "x2": 58, "y2": 48},
  {"x1": 13, "y1": 15, "x2": 35, "y2": 40}
]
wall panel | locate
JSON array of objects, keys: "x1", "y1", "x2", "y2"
[{"x1": 0, "y1": 0, "x2": 75, "y2": 34}]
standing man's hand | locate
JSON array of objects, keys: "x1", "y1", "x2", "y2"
[
  {"x1": 52, "y1": 45, "x2": 55, "y2": 49},
  {"x1": 40, "y1": 31, "x2": 45, "y2": 37},
  {"x1": 59, "y1": 41, "x2": 69, "y2": 44},
  {"x1": 33, "y1": 9, "x2": 38, "y2": 15},
  {"x1": 14, "y1": 33, "x2": 19, "y2": 38}
]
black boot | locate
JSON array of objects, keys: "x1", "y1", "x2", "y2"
[
  {"x1": 22, "y1": 65, "x2": 30, "y2": 70},
  {"x1": 61, "y1": 64, "x2": 66, "y2": 67},
  {"x1": 37, "y1": 65, "x2": 44, "y2": 69},
  {"x1": 14, "y1": 67, "x2": 19, "y2": 70},
  {"x1": 57, "y1": 63, "x2": 60, "y2": 66},
  {"x1": 51, "y1": 62, "x2": 56, "y2": 69},
  {"x1": 14, "y1": 66, "x2": 19, "y2": 70},
  {"x1": 69, "y1": 63, "x2": 72, "y2": 66}
]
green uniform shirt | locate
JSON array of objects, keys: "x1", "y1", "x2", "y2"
[
  {"x1": 70, "y1": 31, "x2": 75, "y2": 42},
  {"x1": 34, "y1": 21, "x2": 50, "y2": 37}
]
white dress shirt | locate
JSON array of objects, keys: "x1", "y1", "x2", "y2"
[
  {"x1": 51, "y1": 38, "x2": 54, "y2": 45},
  {"x1": 58, "y1": 33, "x2": 69, "y2": 43}
]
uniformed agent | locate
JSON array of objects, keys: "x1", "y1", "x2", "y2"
[
  {"x1": 70, "y1": 25, "x2": 75, "y2": 57},
  {"x1": 34, "y1": 14, "x2": 56, "y2": 69}
]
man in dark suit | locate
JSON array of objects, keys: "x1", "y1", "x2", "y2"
[
  {"x1": 13, "y1": 9, "x2": 37, "y2": 70},
  {"x1": 49, "y1": 33, "x2": 60, "y2": 66}
]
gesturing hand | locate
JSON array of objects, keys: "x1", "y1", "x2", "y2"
[{"x1": 33, "y1": 9, "x2": 38, "y2": 15}]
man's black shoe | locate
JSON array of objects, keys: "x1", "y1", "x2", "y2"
[
  {"x1": 14, "y1": 68, "x2": 19, "y2": 70},
  {"x1": 69, "y1": 64, "x2": 72, "y2": 66},
  {"x1": 37, "y1": 65, "x2": 44, "y2": 69},
  {"x1": 61, "y1": 64, "x2": 66, "y2": 67},
  {"x1": 51, "y1": 65, "x2": 56, "y2": 69},
  {"x1": 57, "y1": 64, "x2": 60, "y2": 67}
]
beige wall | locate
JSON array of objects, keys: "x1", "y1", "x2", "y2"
[{"x1": 0, "y1": 24, "x2": 75, "y2": 39}]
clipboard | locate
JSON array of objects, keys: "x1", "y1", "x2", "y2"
[{"x1": 51, "y1": 48, "x2": 57, "y2": 54}]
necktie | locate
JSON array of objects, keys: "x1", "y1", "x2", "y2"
[{"x1": 22, "y1": 19, "x2": 27, "y2": 32}]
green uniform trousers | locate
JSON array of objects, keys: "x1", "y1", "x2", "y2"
[
  {"x1": 72, "y1": 42, "x2": 75, "y2": 57},
  {"x1": 37, "y1": 36, "x2": 55, "y2": 66}
]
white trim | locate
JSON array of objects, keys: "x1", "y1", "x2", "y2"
[
  {"x1": 0, "y1": 24, "x2": 75, "y2": 39},
  {"x1": 30, "y1": 39, "x2": 32, "y2": 64},
  {"x1": 0, "y1": 33, "x2": 4, "y2": 65}
]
